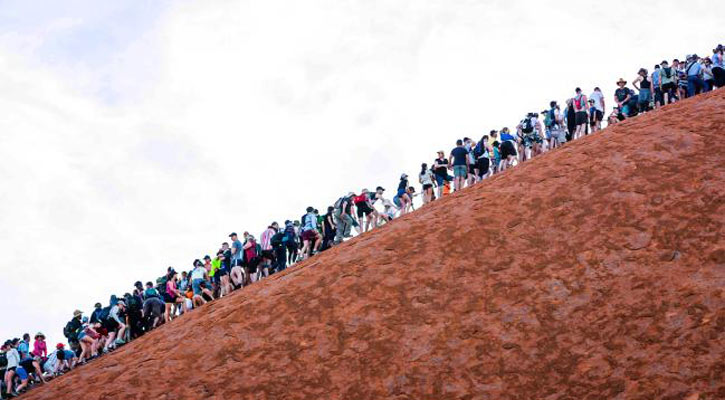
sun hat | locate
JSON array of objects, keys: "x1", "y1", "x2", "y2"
[
  {"x1": 73, "y1": 309, "x2": 83, "y2": 317},
  {"x1": 616, "y1": 78, "x2": 627, "y2": 85},
  {"x1": 35, "y1": 332, "x2": 45, "y2": 338}
]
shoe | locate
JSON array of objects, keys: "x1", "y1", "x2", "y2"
[{"x1": 115, "y1": 339, "x2": 126, "y2": 346}]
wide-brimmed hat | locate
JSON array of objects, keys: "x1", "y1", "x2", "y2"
[
  {"x1": 73, "y1": 309, "x2": 83, "y2": 317},
  {"x1": 616, "y1": 78, "x2": 627, "y2": 85},
  {"x1": 35, "y1": 332, "x2": 45, "y2": 339}
]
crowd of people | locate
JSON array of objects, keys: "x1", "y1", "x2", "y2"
[{"x1": 1, "y1": 44, "x2": 723, "y2": 398}]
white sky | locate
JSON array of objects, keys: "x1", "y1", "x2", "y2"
[{"x1": 1, "y1": 0, "x2": 723, "y2": 345}]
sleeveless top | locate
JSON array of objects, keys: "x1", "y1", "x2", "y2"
[{"x1": 640, "y1": 76, "x2": 651, "y2": 89}]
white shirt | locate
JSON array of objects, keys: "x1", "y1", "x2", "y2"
[
  {"x1": 420, "y1": 171, "x2": 434, "y2": 186},
  {"x1": 191, "y1": 266, "x2": 206, "y2": 280},
  {"x1": 6, "y1": 348, "x2": 19, "y2": 368},
  {"x1": 589, "y1": 90, "x2": 604, "y2": 112}
]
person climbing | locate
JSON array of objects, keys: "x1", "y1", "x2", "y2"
[
  {"x1": 572, "y1": 88, "x2": 588, "y2": 140},
  {"x1": 588, "y1": 87, "x2": 605, "y2": 132},
  {"x1": 449, "y1": 140, "x2": 469, "y2": 192},
  {"x1": 659, "y1": 60, "x2": 677, "y2": 105},
  {"x1": 419, "y1": 163, "x2": 436, "y2": 204},
  {"x1": 632, "y1": 68, "x2": 652, "y2": 113},
  {"x1": 433, "y1": 151, "x2": 450, "y2": 199}
]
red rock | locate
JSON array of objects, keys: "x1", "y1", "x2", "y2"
[{"x1": 24, "y1": 91, "x2": 725, "y2": 399}]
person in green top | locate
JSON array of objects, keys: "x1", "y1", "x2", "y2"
[{"x1": 212, "y1": 251, "x2": 232, "y2": 297}]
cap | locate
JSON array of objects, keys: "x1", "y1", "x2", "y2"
[
  {"x1": 117, "y1": 300, "x2": 126, "y2": 307},
  {"x1": 56, "y1": 343, "x2": 65, "y2": 349},
  {"x1": 229, "y1": 232, "x2": 237, "y2": 237},
  {"x1": 73, "y1": 309, "x2": 83, "y2": 317},
  {"x1": 401, "y1": 173, "x2": 408, "y2": 180},
  {"x1": 203, "y1": 255, "x2": 211, "y2": 260},
  {"x1": 376, "y1": 186, "x2": 385, "y2": 192}
]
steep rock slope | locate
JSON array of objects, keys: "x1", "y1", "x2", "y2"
[{"x1": 27, "y1": 91, "x2": 725, "y2": 400}]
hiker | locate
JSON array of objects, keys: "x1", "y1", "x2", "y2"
[
  {"x1": 242, "y1": 234, "x2": 260, "y2": 283},
  {"x1": 712, "y1": 45, "x2": 725, "y2": 88},
  {"x1": 652, "y1": 64, "x2": 663, "y2": 108},
  {"x1": 614, "y1": 78, "x2": 631, "y2": 119},
  {"x1": 163, "y1": 270, "x2": 187, "y2": 322},
  {"x1": 588, "y1": 87, "x2": 605, "y2": 132},
  {"x1": 31, "y1": 332, "x2": 47, "y2": 359},
  {"x1": 433, "y1": 151, "x2": 450, "y2": 199},
  {"x1": 3, "y1": 340, "x2": 20, "y2": 397},
  {"x1": 464, "y1": 138, "x2": 479, "y2": 185},
  {"x1": 419, "y1": 164, "x2": 436, "y2": 204},
  {"x1": 517, "y1": 113, "x2": 543, "y2": 160},
  {"x1": 498, "y1": 127, "x2": 517, "y2": 171},
  {"x1": 572, "y1": 88, "x2": 588, "y2": 140},
  {"x1": 190, "y1": 259, "x2": 208, "y2": 298},
  {"x1": 229, "y1": 232, "x2": 243, "y2": 270},
  {"x1": 702, "y1": 57, "x2": 714, "y2": 92},
  {"x1": 260, "y1": 222, "x2": 278, "y2": 275},
  {"x1": 300, "y1": 207, "x2": 321, "y2": 259},
  {"x1": 353, "y1": 190, "x2": 376, "y2": 232},
  {"x1": 394, "y1": 174, "x2": 412, "y2": 214},
  {"x1": 632, "y1": 68, "x2": 652, "y2": 113},
  {"x1": 659, "y1": 60, "x2": 677, "y2": 105},
  {"x1": 674, "y1": 59, "x2": 688, "y2": 100},
  {"x1": 319, "y1": 207, "x2": 336, "y2": 251},
  {"x1": 474, "y1": 134, "x2": 492, "y2": 180},
  {"x1": 102, "y1": 300, "x2": 127, "y2": 351},
  {"x1": 77, "y1": 317, "x2": 100, "y2": 363},
  {"x1": 449, "y1": 139, "x2": 469, "y2": 191},
  {"x1": 685, "y1": 54, "x2": 705, "y2": 97},
  {"x1": 228, "y1": 243, "x2": 245, "y2": 289}
]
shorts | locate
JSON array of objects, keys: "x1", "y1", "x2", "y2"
[
  {"x1": 523, "y1": 134, "x2": 542, "y2": 148},
  {"x1": 355, "y1": 202, "x2": 374, "y2": 218},
  {"x1": 434, "y1": 174, "x2": 446, "y2": 186},
  {"x1": 638, "y1": 88, "x2": 651, "y2": 104},
  {"x1": 661, "y1": 82, "x2": 676, "y2": 93},
  {"x1": 103, "y1": 317, "x2": 120, "y2": 331},
  {"x1": 476, "y1": 158, "x2": 490, "y2": 176},
  {"x1": 77, "y1": 332, "x2": 87, "y2": 341},
  {"x1": 15, "y1": 366, "x2": 28, "y2": 381},
  {"x1": 453, "y1": 165, "x2": 467, "y2": 178},
  {"x1": 19, "y1": 359, "x2": 35, "y2": 373},
  {"x1": 500, "y1": 141, "x2": 517, "y2": 159},
  {"x1": 468, "y1": 164, "x2": 477, "y2": 174},
  {"x1": 163, "y1": 292, "x2": 176, "y2": 303},
  {"x1": 216, "y1": 267, "x2": 229, "y2": 277},
  {"x1": 589, "y1": 110, "x2": 603, "y2": 125},
  {"x1": 575, "y1": 111, "x2": 588, "y2": 125},
  {"x1": 301, "y1": 229, "x2": 317, "y2": 241},
  {"x1": 192, "y1": 278, "x2": 204, "y2": 295},
  {"x1": 247, "y1": 257, "x2": 259, "y2": 274},
  {"x1": 422, "y1": 183, "x2": 433, "y2": 190},
  {"x1": 260, "y1": 249, "x2": 275, "y2": 261}
]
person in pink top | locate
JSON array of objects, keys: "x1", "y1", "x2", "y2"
[
  {"x1": 164, "y1": 269, "x2": 187, "y2": 322},
  {"x1": 32, "y1": 332, "x2": 47, "y2": 359},
  {"x1": 259, "y1": 222, "x2": 278, "y2": 278}
]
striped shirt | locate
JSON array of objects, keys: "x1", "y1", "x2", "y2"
[{"x1": 260, "y1": 228, "x2": 275, "y2": 251}]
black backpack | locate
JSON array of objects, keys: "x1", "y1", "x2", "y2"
[
  {"x1": 63, "y1": 318, "x2": 81, "y2": 340},
  {"x1": 126, "y1": 294, "x2": 142, "y2": 312},
  {"x1": 0, "y1": 352, "x2": 7, "y2": 369},
  {"x1": 521, "y1": 118, "x2": 534, "y2": 134},
  {"x1": 98, "y1": 306, "x2": 112, "y2": 322},
  {"x1": 270, "y1": 232, "x2": 284, "y2": 247}
]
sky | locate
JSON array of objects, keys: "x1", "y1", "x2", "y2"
[{"x1": 0, "y1": 0, "x2": 723, "y2": 345}]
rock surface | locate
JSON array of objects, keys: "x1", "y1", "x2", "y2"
[{"x1": 26, "y1": 91, "x2": 725, "y2": 399}]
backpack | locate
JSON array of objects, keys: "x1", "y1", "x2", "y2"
[
  {"x1": 574, "y1": 95, "x2": 586, "y2": 109},
  {"x1": 544, "y1": 108, "x2": 556, "y2": 128},
  {"x1": 282, "y1": 226, "x2": 296, "y2": 244},
  {"x1": 156, "y1": 276, "x2": 169, "y2": 295},
  {"x1": 244, "y1": 241, "x2": 258, "y2": 262},
  {"x1": 333, "y1": 196, "x2": 345, "y2": 210},
  {"x1": 0, "y1": 352, "x2": 7, "y2": 369},
  {"x1": 98, "y1": 306, "x2": 112, "y2": 322},
  {"x1": 353, "y1": 194, "x2": 367, "y2": 204},
  {"x1": 270, "y1": 232, "x2": 283, "y2": 247},
  {"x1": 521, "y1": 117, "x2": 534, "y2": 134},
  {"x1": 126, "y1": 294, "x2": 141, "y2": 312},
  {"x1": 63, "y1": 318, "x2": 81, "y2": 340}
]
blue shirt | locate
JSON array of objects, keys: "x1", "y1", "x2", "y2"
[
  {"x1": 652, "y1": 69, "x2": 661, "y2": 85},
  {"x1": 686, "y1": 61, "x2": 702, "y2": 76},
  {"x1": 500, "y1": 132, "x2": 516, "y2": 142},
  {"x1": 451, "y1": 146, "x2": 468, "y2": 166},
  {"x1": 232, "y1": 240, "x2": 242, "y2": 261},
  {"x1": 17, "y1": 341, "x2": 30, "y2": 358}
]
